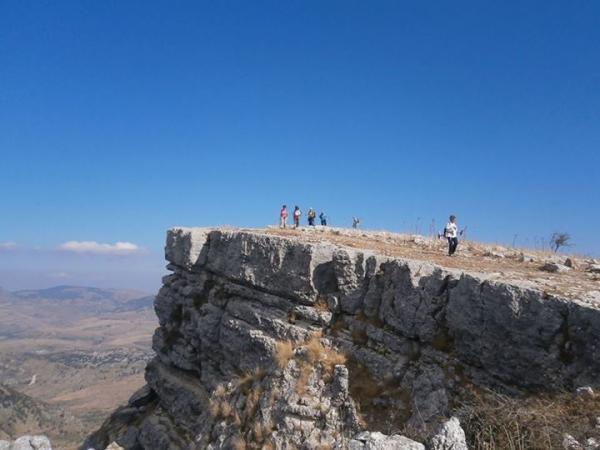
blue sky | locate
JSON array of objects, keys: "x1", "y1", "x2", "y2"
[{"x1": 1, "y1": 1, "x2": 599, "y2": 291}]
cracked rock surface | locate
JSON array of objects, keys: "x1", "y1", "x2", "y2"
[{"x1": 83, "y1": 228, "x2": 600, "y2": 449}]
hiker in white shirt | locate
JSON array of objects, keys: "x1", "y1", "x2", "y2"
[
  {"x1": 293, "y1": 206, "x2": 302, "y2": 229},
  {"x1": 445, "y1": 215, "x2": 459, "y2": 256}
]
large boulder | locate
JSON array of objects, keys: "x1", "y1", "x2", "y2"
[
  {"x1": 428, "y1": 417, "x2": 468, "y2": 450},
  {"x1": 349, "y1": 431, "x2": 425, "y2": 450},
  {"x1": 2, "y1": 436, "x2": 52, "y2": 450}
]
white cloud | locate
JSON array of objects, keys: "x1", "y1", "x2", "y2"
[
  {"x1": 59, "y1": 240, "x2": 142, "y2": 255},
  {"x1": 0, "y1": 241, "x2": 17, "y2": 251}
]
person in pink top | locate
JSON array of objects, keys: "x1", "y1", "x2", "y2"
[{"x1": 279, "y1": 205, "x2": 288, "y2": 228}]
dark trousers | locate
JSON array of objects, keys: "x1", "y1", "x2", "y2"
[
  {"x1": 448, "y1": 237, "x2": 458, "y2": 255},
  {"x1": 320, "y1": 219, "x2": 327, "y2": 226},
  {"x1": 308, "y1": 217, "x2": 315, "y2": 226}
]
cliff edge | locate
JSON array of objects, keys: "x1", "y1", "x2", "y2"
[{"x1": 84, "y1": 227, "x2": 600, "y2": 449}]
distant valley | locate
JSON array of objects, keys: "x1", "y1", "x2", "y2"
[{"x1": 0, "y1": 285, "x2": 158, "y2": 449}]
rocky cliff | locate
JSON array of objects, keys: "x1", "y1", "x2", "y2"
[{"x1": 84, "y1": 227, "x2": 600, "y2": 449}]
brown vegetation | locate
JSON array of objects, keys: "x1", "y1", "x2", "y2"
[
  {"x1": 346, "y1": 358, "x2": 411, "y2": 434},
  {"x1": 276, "y1": 332, "x2": 348, "y2": 397},
  {"x1": 458, "y1": 387, "x2": 600, "y2": 450},
  {"x1": 275, "y1": 340, "x2": 294, "y2": 369},
  {"x1": 314, "y1": 296, "x2": 331, "y2": 313}
]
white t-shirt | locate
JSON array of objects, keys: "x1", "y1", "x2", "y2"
[{"x1": 445, "y1": 222, "x2": 458, "y2": 238}]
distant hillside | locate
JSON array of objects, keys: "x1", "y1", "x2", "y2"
[
  {"x1": 0, "y1": 285, "x2": 157, "y2": 448},
  {"x1": 0, "y1": 383, "x2": 84, "y2": 447},
  {"x1": 8, "y1": 285, "x2": 154, "y2": 312}
]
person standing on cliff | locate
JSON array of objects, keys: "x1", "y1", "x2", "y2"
[
  {"x1": 293, "y1": 206, "x2": 302, "y2": 229},
  {"x1": 307, "y1": 208, "x2": 316, "y2": 226},
  {"x1": 279, "y1": 205, "x2": 288, "y2": 228},
  {"x1": 319, "y1": 211, "x2": 327, "y2": 226},
  {"x1": 445, "y1": 215, "x2": 459, "y2": 256}
]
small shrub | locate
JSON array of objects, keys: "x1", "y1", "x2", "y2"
[
  {"x1": 550, "y1": 232, "x2": 572, "y2": 253},
  {"x1": 315, "y1": 296, "x2": 330, "y2": 312},
  {"x1": 214, "y1": 384, "x2": 226, "y2": 398}
]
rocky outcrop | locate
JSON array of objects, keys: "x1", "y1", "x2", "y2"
[
  {"x1": 0, "y1": 436, "x2": 52, "y2": 450},
  {"x1": 85, "y1": 228, "x2": 600, "y2": 449},
  {"x1": 427, "y1": 418, "x2": 467, "y2": 450}
]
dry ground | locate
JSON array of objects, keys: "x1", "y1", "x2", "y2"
[{"x1": 265, "y1": 226, "x2": 600, "y2": 303}]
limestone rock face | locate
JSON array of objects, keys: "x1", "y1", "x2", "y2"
[
  {"x1": 84, "y1": 228, "x2": 600, "y2": 449},
  {"x1": 0, "y1": 436, "x2": 52, "y2": 450},
  {"x1": 349, "y1": 432, "x2": 424, "y2": 449},
  {"x1": 428, "y1": 417, "x2": 468, "y2": 450}
]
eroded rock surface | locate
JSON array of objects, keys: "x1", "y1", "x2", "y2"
[
  {"x1": 0, "y1": 436, "x2": 51, "y2": 450},
  {"x1": 84, "y1": 228, "x2": 600, "y2": 449}
]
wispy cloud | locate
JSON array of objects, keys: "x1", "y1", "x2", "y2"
[
  {"x1": 49, "y1": 271, "x2": 71, "y2": 279},
  {"x1": 58, "y1": 240, "x2": 142, "y2": 255},
  {"x1": 0, "y1": 241, "x2": 17, "y2": 251}
]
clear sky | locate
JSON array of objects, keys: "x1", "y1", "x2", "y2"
[{"x1": 1, "y1": 1, "x2": 599, "y2": 291}]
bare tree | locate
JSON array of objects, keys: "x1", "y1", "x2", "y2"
[{"x1": 550, "y1": 232, "x2": 572, "y2": 253}]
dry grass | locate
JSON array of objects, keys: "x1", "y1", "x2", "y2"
[
  {"x1": 244, "y1": 386, "x2": 262, "y2": 419},
  {"x1": 316, "y1": 444, "x2": 333, "y2": 450},
  {"x1": 314, "y1": 296, "x2": 331, "y2": 313},
  {"x1": 266, "y1": 227, "x2": 599, "y2": 300},
  {"x1": 214, "y1": 383, "x2": 226, "y2": 398},
  {"x1": 296, "y1": 363, "x2": 313, "y2": 396},
  {"x1": 232, "y1": 436, "x2": 247, "y2": 450},
  {"x1": 295, "y1": 332, "x2": 347, "y2": 395},
  {"x1": 208, "y1": 400, "x2": 220, "y2": 417},
  {"x1": 238, "y1": 368, "x2": 266, "y2": 393},
  {"x1": 275, "y1": 340, "x2": 294, "y2": 369},
  {"x1": 252, "y1": 422, "x2": 266, "y2": 443},
  {"x1": 346, "y1": 357, "x2": 411, "y2": 433},
  {"x1": 458, "y1": 387, "x2": 600, "y2": 450},
  {"x1": 262, "y1": 441, "x2": 275, "y2": 450},
  {"x1": 304, "y1": 331, "x2": 324, "y2": 361},
  {"x1": 209, "y1": 398, "x2": 233, "y2": 418}
]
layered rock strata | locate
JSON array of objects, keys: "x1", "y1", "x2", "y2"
[{"x1": 85, "y1": 228, "x2": 600, "y2": 449}]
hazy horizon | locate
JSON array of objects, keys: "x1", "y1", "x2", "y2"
[{"x1": 1, "y1": 1, "x2": 599, "y2": 289}]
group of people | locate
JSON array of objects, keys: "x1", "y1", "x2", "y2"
[
  {"x1": 279, "y1": 206, "x2": 461, "y2": 257},
  {"x1": 279, "y1": 205, "x2": 327, "y2": 229}
]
